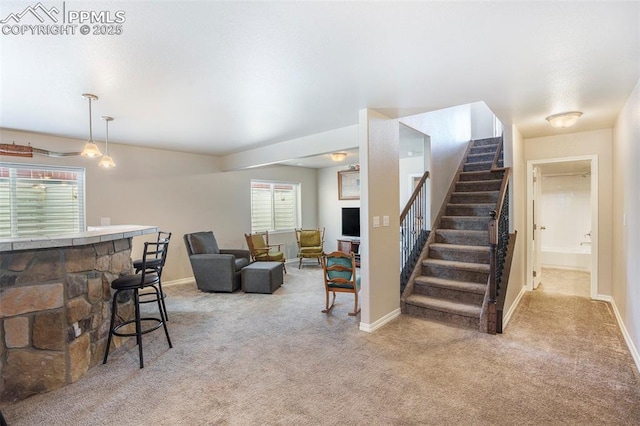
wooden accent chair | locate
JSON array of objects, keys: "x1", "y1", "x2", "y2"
[
  {"x1": 244, "y1": 231, "x2": 287, "y2": 273},
  {"x1": 294, "y1": 228, "x2": 325, "y2": 269},
  {"x1": 321, "y1": 251, "x2": 360, "y2": 316}
]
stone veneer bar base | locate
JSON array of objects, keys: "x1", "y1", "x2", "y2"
[{"x1": 0, "y1": 238, "x2": 136, "y2": 404}]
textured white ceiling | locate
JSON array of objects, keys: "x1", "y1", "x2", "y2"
[{"x1": 1, "y1": 1, "x2": 638, "y2": 157}]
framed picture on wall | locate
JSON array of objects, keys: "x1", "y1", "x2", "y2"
[{"x1": 338, "y1": 170, "x2": 360, "y2": 200}]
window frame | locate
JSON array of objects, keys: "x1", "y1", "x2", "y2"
[
  {"x1": 0, "y1": 162, "x2": 86, "y2": 238},
  {"x1": 250, "y1": 179, "x2": 301, "y2": 233}
]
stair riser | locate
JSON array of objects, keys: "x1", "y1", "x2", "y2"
[
  {"x1": 413, "y1": 283, "x2": 484, "y2": 305},
  {"x1": 428, "y1": 246, "x2": 490, "y2": 263},
  {"x1": 466, "y1": 153, "x2": 495, "y2": 163},
  {"x1": 439, "y1": 217, "x2": 488, "y2": 231},
  {"x1": 445, "y1": 205, "x2": 494, "y2": 216},
  {"x1": 470, "y1": 145, "x2": 498, "y2": 155},
  {"x1": 402, "y1": 302, "x2": 479, "y2": 329},
  {"x1": 459, "y1": 172, "x2": 501, "y2": 182},
  {"x1": 450, "y1": 192, "x2": 498, "y2": 204},
  {"x1": 464, "y1": 162, "x2": 493, "y2": 172},
  {"x1": 435, "y1": 231, "x2": 487, "y2": 246},
  {"x1": 455, "y1": 180, "x2": 502, "y2": 192},
  {"x1": 422, "y1": 264, "x2": 489, "y2": 283}
]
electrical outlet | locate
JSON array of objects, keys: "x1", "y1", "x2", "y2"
[
  {"x1": 100, "y1": 217, "x2": 111, "y2": 226},
  {"x1": 383, "y1": 215, "x2": 389, "y2": 226},
  {"x1": 73, "y1": 322, "x2": 81, "y2": 337}
]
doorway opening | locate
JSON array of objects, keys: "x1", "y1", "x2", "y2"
[{"x1": 526, "y1": 155, "x2": 598, "y2": 298}]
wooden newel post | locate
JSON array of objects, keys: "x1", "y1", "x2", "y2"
[{"x1": 488, "y1": 210, "x2": 498, "y2": 334}]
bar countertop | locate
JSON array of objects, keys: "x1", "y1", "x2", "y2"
[{"x1": 0, "y1": 225, "x2": 159, "y2": 252}]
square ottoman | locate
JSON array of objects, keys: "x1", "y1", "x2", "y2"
[{"x1": 242, "y1": 262, "x2": 284, "y2": 294}]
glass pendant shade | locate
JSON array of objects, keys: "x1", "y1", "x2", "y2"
[
  {"x1": 99, "y1": 115, "x2": 116, "y2": 168},
  {"x1": 98, "y1": 154, "x2": 116, "y2": 168},
  {"x1": 81, "y1": 141, "x2": 102, "y2": 157},
  {"x1": 81, "y1": 94, "x2": 102, "y2": 157}
]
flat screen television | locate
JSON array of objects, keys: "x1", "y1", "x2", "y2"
[{"x1": 341, "y1": 207, "x2": 360, "y2": 238}]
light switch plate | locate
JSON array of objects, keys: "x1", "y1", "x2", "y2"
[
  {"x1": 373, "y1": 216, "x2": 380, "y2": 228},
  {"x1": 383, "y1": 215, "x2": 389, "y2": 226}
]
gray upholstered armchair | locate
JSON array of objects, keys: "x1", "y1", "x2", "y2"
[{"x1": 184, "y1": 231, "x2": 251, "y2": 292}]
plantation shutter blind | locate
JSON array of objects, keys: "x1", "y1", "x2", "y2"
[{"x1": 0, "y1": 164, "x2": 85, "y2": 238}]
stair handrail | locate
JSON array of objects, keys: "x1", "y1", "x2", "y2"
[
  {"x1": 400, "y1": 171, "x2": 430, "y2": 222},
  {"x1": 400, "y1": 171, "x2": 430, "y2": 293},
  {"x1": 488, "y1": 164, "x2": 510, "y2": 334},
  {"x1": 490, "y1": 135, "x2": 504, "y2": 169}
]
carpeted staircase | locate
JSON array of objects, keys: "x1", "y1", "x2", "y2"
[{"x1": 402, "y1": 137, "x2": 504, "y2": 330}]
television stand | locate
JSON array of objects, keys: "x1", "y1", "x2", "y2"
[{"x1": 337, "y1": 239, "x2": 360, "y2": 267}]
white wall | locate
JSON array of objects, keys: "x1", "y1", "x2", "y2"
[
  {"x1": 399, "y1": 104, "x2": 472, "y2": 227},
  {"x1": 502, "y1": 125, "x2": 526, "y2": 327},
  {"x1": 540, "y1": 174, "x2": 591, "y2": 252},
  {"x1": 470, "y1": 101, "x2": 497, "y2": 140},
  {"x1": 612, "y1": 78, "x2": 640, "y2": 366},
  {"x1": 0, "y1": 129, "x2": 318, "y2": 282},
  {"x1": 524, "y1": 129, "x2": 613, "y2": 296},
  {"x1": 399, "y1": 156, "x2": 425, "y2": 207},
  {"x1": 318, "y1": 165, "x2": 359, "y2": 253},
  {"x1": 359, "y1": 109, "x2": 400, "y2": 330}
]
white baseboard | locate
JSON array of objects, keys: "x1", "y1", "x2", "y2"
[
  {"x1": 502, "y1": 285, "x2": 527, "y2": 330},
  {"x1": 359, "y1": 308, "x2": 401, "y2": 333},
  {"x1": 594, "y1": 294, "x2": 640, "y2": 373},
  {"x1": 163, "y1": 277, "x2": 195, "y2": 287}
]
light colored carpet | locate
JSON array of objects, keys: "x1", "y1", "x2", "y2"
[{"x1": 3, "y1": 266, "x2": 639, "y2": 425}]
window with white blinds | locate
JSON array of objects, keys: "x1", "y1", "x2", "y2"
[
  {"x1": 250, "y1": 180, "x2": 300, "y2": 233},
  {"x1": 0, "y1": 163, "x2": 86, "y2": 238}
]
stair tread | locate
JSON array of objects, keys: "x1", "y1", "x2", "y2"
[
  {"x1": 430, "y1": 243, "x2": 490, "y2": 252},
  {"x1": 446, "y1": 203, "x2": 495, "y2": 207},
  {"x1": 415, "y1": 276, "x2": 487, "y2": 294},
  {"x1": 457, "y1": 179, "x2": 503, "y2": 183},
  {"x1": 423, "y1": 258, "x2": 490, "y2": 272},
  {"x1": 436, "y1": 229, "x2": 487, "y2": 235},
  {"x1": 442, "y1": 215, "x2": 489, "y2": 221},
  {"x1": 452, "y1": 190, "x2": 499, "y2": 195},
  {"x1": 405, "y1": 294, "x2": 482, "y2": 318}
]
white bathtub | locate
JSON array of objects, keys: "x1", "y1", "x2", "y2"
[{"x1": 541, "y1": 246, "x2": 591, "y2": 272}]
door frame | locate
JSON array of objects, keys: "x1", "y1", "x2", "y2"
[{"x1": 526, "y1": 154, "x2": 599, "y2": 298}]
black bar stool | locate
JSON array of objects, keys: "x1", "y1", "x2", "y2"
[
  {"x1": 133, "y1": 231, "x2": 171, "y2": 321},
  {"x1": 103, "y1": 240, "x2": 172, "y2": 368}
]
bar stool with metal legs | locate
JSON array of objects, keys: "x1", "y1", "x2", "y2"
[
  {"x1": 133, "y1": 231, "x2": 171, "y2": 322},
  {"x1": 103, "y1": 240, "x2": 172, "y2": 368}
]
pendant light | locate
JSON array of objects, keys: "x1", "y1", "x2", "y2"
[
  {"x1": 81, "y1": 93, "x2": 102, "y2": 157},
  {"x1": 99, "y1": 116, "x2": 116, "y2": 168}
]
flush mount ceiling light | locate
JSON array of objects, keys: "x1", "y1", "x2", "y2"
[
  {"x1": 330, "y1": 152, "x2": 347, "y2": 162},
  {"x1": 98, "y1": 116, "x2": 116, "y2": 168},
  {"x1": 545, "y1": 111, "x2": 583, "y2": 129},
  {"x1": 81, "y1": 93, "x2": 102, "y2": 157}
]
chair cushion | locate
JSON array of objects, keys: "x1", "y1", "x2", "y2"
[
  {"x1": 300, "y1": 230, "x2": 321, "y2": 247},
  {"x1": 299, "y1": 246, "x2": 322, "y2": 254},
  {"x1": 188, "y1": 232, "x2": 220, "y2": 255},
  {"x1": 256, "y1": 251, "x2": 284, "y2": 261},
  {"x1": 328, "y1": 276, "x2": 361, "y2": 290},
  {"x1": 111, "y1": 273, "x2": 159, "y2": 289},
  {"x1": 326, "y1": 256, "x2": 353, "y2": 280},
  {"x1": 250, "y1": 234, "x2": 267, "y2": 249},
  {"x1": 235, "y1": 257, "x2": 250, "y2": 270}
]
